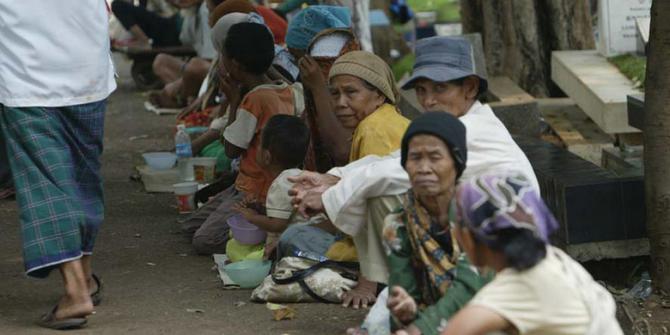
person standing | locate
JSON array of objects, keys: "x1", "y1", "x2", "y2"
[{"x1": 0, "y1": 0, "x2": 116, "y2": 329}]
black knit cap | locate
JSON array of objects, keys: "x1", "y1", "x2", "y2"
[{"x1": 400, "y1": 112, "x2": 467, "y2": 178}]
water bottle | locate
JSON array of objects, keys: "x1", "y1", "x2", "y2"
[
  {"x1": 629, "y1": 272, "x2": 653, "y2": 300},
  {"x1": 175, "y1": 124, "x2": 194, "y2": 181}
]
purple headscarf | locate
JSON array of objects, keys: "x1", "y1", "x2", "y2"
[{"x1": 456, "y1": 173, "x2": 558, "y2": 244}]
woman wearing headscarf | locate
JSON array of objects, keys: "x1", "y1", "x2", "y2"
[
  {"x1": 299, "y1": 28, "x2": 360, "y2": 172},
  {"x1": 322, "y1": 51, "x2": 410, "y2": 307},
  {"x1": 279, "y1": 51, "x2": 409, "y2": 309},
  {"x1": 440, "y1": 174, "x2": 622, "y2": 335},
  {"x1": 328, "y1": 51, "x2": 410, "y2": 162}
]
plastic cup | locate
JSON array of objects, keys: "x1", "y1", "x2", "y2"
[
  {"x1": 173, "y1": 182, "x2": 198, "y2": 213},
  {"x1": 191, "y1": 157, "x2": 217, "y2": 183}
]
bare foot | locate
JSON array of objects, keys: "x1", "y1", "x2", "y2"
[
  {"x1": 342, "y1": 276, "x2": 377, "y2": 309},
  {"x1": 53, "y1": 294, "x2": 94, "y2": 320},
  {"x1": 149, "y1": 90, "x2": 182, "y2": 109}
]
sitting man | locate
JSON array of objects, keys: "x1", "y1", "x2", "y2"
[
  {"x1": 149, "y1": 0, "x2": 220, "y2": 108},
  {"x1": 289, "y1": 36, "x2": 538, "y2": 333}
]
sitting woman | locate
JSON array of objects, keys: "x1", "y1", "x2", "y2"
[
  {"x1": 382, "y1": 112, "x2": 491, "y2": 335},
  {"x1": 441, "y1": 174, "x2": 622, "y2": 335},
  {"x1": 328, "y1": 50, "x2": 410, "y2": 162},
  {"x1": 279, "y1": 50, "x2": 410, "y2": 309},
  {"x1": 299, "y1": 28, "x2": 360, "y2": 172}
]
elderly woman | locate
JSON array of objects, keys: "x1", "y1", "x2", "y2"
[
  {"x1": 380, "y1": 112, "x2": 490, "y2": 335},
  {"x1": 279, "y1": 50, "x2": 409, "y2": 308},
  {"x1": 329, "y1": 50, "x2": 410, "y2": 161},
  {"x1": 440, "y1": 174, "x2": 622, "y2": 335}
]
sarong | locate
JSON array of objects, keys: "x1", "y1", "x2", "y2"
[{"x1": 0, "y1": 100, "x2": 106, "y2": 278}]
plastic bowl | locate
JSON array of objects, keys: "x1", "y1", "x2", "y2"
[
  {"x1": 227, "y1": 214, "x2": 267, "y2": 245},
  {"x1": 222, "y1": 260, "x2": 272, "y2": 288},
  {"x1": 142, "y1": 152, "x2": 177, "y2": 170}
]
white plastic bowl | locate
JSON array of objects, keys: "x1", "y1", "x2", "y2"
[{"x1": 142, "y1": 152, "x2": 177, "y2": 170}]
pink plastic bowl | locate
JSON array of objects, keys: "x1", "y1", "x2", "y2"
[{"x1": 227, "y1": 214, "x2": 266, "y2": 245}]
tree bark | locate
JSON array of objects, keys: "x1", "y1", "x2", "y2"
[
  {"x1": 460, "y1": 0, "x2": 595, "y2": 97},
  {"x1": 643, "y1": 0, "x2": 670, "y2": 292}
]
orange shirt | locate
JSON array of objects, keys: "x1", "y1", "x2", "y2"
[{"x1": 223, "y1": 82, "x2": 304, "y2": 201}]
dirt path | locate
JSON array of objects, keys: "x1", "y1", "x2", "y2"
[{"x1": 0, "y1": 55, "x2": 365, "y2": 334}]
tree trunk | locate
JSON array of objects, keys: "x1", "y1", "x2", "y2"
[
  {"x1": 643, "y1": 0, "x2": 670, "y2": 293},
  {"x1": 460, "y1": 0, "x2": 595, "y2": 97}
]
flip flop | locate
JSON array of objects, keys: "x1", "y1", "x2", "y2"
[
  {"x1": 90, "y1": 273, "x2": 103, "y2": 306},
  {"x1": 38, "y1": 305, "x2": 87, "y2": 330}
]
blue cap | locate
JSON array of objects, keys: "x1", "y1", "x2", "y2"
[
  {"x1": 286, "y1": 6, "x2": 351, "y2": 50},
  {"x1": 402, "y1": 36, "x2": 488, "y2": 94}
]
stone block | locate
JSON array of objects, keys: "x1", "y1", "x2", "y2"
[
  {"x1": 551, "y1": 50, "x2": 642, "y2": 134},
  {"x1": 515, "y1": 136, "x2": 646, "y2": 258}
]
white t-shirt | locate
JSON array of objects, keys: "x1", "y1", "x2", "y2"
[
  {"x1": 179, "y1": 2, "x2": 216, "y2": 60},
  {"x1": 469, "y1": 246, "x2": 622, "y2": 335},
  {"x1": 0, "y1": 0, "x2": 116, "y2": 107}
]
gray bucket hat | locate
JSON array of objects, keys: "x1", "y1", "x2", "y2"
[{"x1": 401, "y1": 36, "x2": 488, "y2": 94}]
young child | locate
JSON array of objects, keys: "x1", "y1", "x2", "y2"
[
  {"x1": 190, "y1": 22, "x2": 304, "y2": 255},
  {"x1": 232, "y1": 114, "x2": 310, "y2": 259}
]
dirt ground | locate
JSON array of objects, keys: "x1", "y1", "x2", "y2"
[{"x1": 0, "y1": 56, "x2": 365, "y2": 334}]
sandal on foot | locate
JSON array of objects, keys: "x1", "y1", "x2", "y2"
[
  {"x1": 38, "y1": 305, "x2": 87, "y2": 330},
  {"x1": 90, "y1": 273, "x2": 103, "y2": 306}
]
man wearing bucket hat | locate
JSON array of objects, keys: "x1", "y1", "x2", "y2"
[
  {"x1": 400, "y1": 36, "x2": 536, "y2": 188},
  {"x1": 289, "y1": 37, "x2": 539, "y2": 334}
]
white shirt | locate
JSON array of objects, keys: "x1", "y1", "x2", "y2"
[
  {"x1": 322, "y1": 102, "x2": 540, "y2": 236},
  {"x1": 179, "y1": 2, "x2": 216, "y2": 60},
  {"x1": 470, "y1": 247, "x2": 622, "y2": 335},
  {"x1": 0, "y1": 1, "x2": 116, "y2": 107}
]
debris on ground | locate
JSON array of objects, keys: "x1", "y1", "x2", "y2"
[
  {"x1": 267, "y1": 303, "x2": 296, "y2": 321},
  {"x1": 186, "y1": 308, "x2": 205, "y2": 314},
  {"x1": 129, "y1": 134, "x2": 150, "y2": 141}
]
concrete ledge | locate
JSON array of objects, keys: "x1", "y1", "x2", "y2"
[
  {"x1": 566, "y1": 238, "x2": 650, "y2": 262},
  {"x1": 551, "y1": 50, "x2": 642, "y2": 134}
]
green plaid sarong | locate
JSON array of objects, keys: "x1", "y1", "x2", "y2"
[{"x1": 0, "y1": 101, "x2": 106, "y2": 278}]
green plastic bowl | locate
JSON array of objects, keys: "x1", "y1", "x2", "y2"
[{"x1": 222, "y1": 260, "x2": 272, "y2": 288}]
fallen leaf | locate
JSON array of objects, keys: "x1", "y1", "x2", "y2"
[
  {"x1": 147, "y1": 262, "x2": 156, "y2": 266},
  {"x1": 129, "y1": 134, "x2": 149, "y2": 141},
  {"x1": 134, "y1": 233, "x2": 142, "y2": 238},
  {"x1": 266, "y1": 303, "x2": 295, "y2": 321}
]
